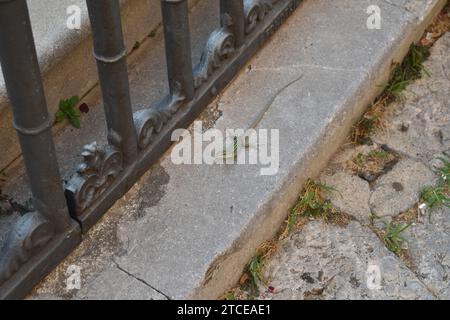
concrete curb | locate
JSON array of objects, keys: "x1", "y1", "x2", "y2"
[{"x1": 189, "y1": 0, "x2": 447, "y2": 299}]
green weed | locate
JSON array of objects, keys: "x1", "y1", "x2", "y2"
[
  {"x1": 382, "y1": 222, "x2": 412, "y2": 254},
  {"x1": 55, "y1": 96, "x2": 81, "y2": 128}
]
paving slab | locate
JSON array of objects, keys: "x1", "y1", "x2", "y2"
[
  {"x1": 320, "y1": 171, "x2": 372, "y2": 224},
  {"x1": 262, "y1": 221, "x2": 433, "y2": 300},
  {"x1": 24, "y1": 0, "x2": 447, "y2": 299},
  {"x1": 403, "y1": 207, "x2": 450, "y2": 299},
  {"x1": 369, "y1": 159, "x2": 437, "y2": 217}
]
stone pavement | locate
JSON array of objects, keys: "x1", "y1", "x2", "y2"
[{"x1": 258, "y1": 32, "x2": 450, "y2": 300}]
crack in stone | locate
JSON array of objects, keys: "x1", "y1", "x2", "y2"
[
  {"x1": 336, "y1": 145, "x2": 442, "y2": 298},
  {"x1": 351, "y1": 146, "x2": 440, "y2": 299},
  {"x1": 353, "y1": 216, "x2": 440, "y2": 299},
  {"x1": 114, "y1": 261, "x2": 172, "y2": 300}
]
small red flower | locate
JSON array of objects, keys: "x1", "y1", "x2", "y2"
[
  {"x1": 268, "y1": 286, "x2": 275, "y2": 293},
  {"x1": 79, "y1": 103, "x2": 90, "y2": 114}
]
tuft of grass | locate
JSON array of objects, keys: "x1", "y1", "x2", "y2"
[
  {"x1": 382, "y1": 222, "x2": 412, "y2": 254},
  {"x1": 367, "y1": 150, "x2": 390, "y2": 159},
  {"x1": 225, "y1": 292, "x2": 237, "y2": 300},
  {"x1": 353, "y1": 150, "x2": 390, "y2": 166},
  {"x1": 55, "y1": 96, "x2": 81, "y2": 129},
  {"x1": 348, "y1": 148, "x2": 398, "y2": 182},
  {"x1": 246, "y1": 255, "x2": 265, "y2": 288},
  {"x1": 420, "y1": 157, "x2": 450, "y2": 221},
  {"x1": 351, "y1": 114, "x2": 381, "y2": 145},
  {"x1": 385, "y1": 44, "x2": 430, "y2": 98},
  {"x1": 351, "y1": 43, "x2": 431, "y2": 144},
  {"x1": 132, "y1": 41, "x2": 141, "y2": 50},
  {"x1": 241, "y1": 240, "x2": 278, "y2": 296},
  {"x1": 421, "y1": 186, "x2": 450, "y2": 210},
  {"x1": 281, "y1": 180, "x2": 338, "y2": 239},
  {"x1": 436, "y1": 157, "x2": 450, "y2": 187}
]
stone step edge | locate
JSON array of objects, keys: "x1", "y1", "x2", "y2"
[{"x1": 192, "y1": 0, "x2": 447, "y2": 299}]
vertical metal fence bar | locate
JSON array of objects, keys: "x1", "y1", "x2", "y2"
[
  {"x1": 161, "y1": 0, "x2": 195, "y2": 101},
  {"x1": 220, "y1": 0, "x2": 245, "y2": 47},
  {"x1": 0, "y1": 0, "x2": 70, "y2": 233},
  {"x1": 86, "y1": 0, "x2": 138, "y2": 164}
]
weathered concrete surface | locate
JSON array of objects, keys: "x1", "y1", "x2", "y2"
[
  {"x1": 26, "y1": 171, "x2": 171, "y2": 300},
  {"x1": 32, "y1": 264, "x2": 168, "y2": 300},
  {"x1": 373, "y1": 31, "x2": 450, "y2": 162},
  {"x1": 321, "y1": 172, "x2": 372, "y2": 224},
  {"x1": 75, "y1": 265, "x2": 168, "y2": 300},
  {"x1": 262, "y1": 221, "x2": 433, "y2": 300},
  {"x1": 0, "y1": 0, "x2": 200, "y2": 171},
  {"x1": 369, "y1": 159, "x2": 437, "y2": 217},
  {"x1": 374, "y1": 32, "x2": 450, "y2": 299},
  {"x1": 24, "y1": 0, "x2": 446, "y2": 299},
  {"x1": 403, "y1": 207, "x2": 450, "y2": 299},
  {"x1": 259, "y1": 31, "x2": 450, "y2": 300}
]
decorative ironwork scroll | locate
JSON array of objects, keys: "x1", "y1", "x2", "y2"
[
  {"x1": 244, "y1": 0, "x2": 273, "y2": 34},
  {"x1": 0, "y1": 212, "x2": 54, "y2": 285},
  {"x1": 65, "y1": 142, "x2": 123, "y2": 217},
  {"x1": 194, "y1": 15, "x2": 236, "y2": 88},
  {"x1": 133, "y1": 84, "x2": 186, "y2": 150}
]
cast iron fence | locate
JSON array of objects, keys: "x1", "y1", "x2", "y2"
[{"x1": 0, "y1": 0, "x2": 301, "y2": 299}]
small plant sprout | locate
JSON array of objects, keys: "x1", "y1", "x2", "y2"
[
  {"x1": 421, "y1": 186, "x2": 450, "y2": 222},
  {"x1": 436, "y1": 157, "x2": 450, "y2": 187},
  {"x1": 385, "y1": 44, "x2": 431, "y2": 98},
  {"x1": 132, "y1": 41, "x2": 141, "y2": 50},
  {"x1": 420, "y1": 158, "x2": 450, "y2": 222},
  {"x1": 367, "y1": 150, "x2": 390, "y2": 159},
  {"x1": 352, "y1": 150, "x2": 391, "y2": 167},
  {"x1": 241, "y1": 240, "x2": 277, "y2": 297},
  {"x1": 225, "y1": 292, "x2": 237, "y2": 300},
  {"x1": 351, "y1": 43, "x2": 432, "y2": 145},
  {"x1": 382, "y1": 222, "x2": 412, "y2": 254},
  {"x1": 55, "y1": 95, "x2": 81, "y2": 128},
  {"x1": 421, "y1": 186, "x2": 450, "y2": 209},
  {"x1": 246, "y1": 255, "x2": 265, "y2": 288},
  {"x1": 282, "y1": 180, "x2": 337, "y2": 238}
]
